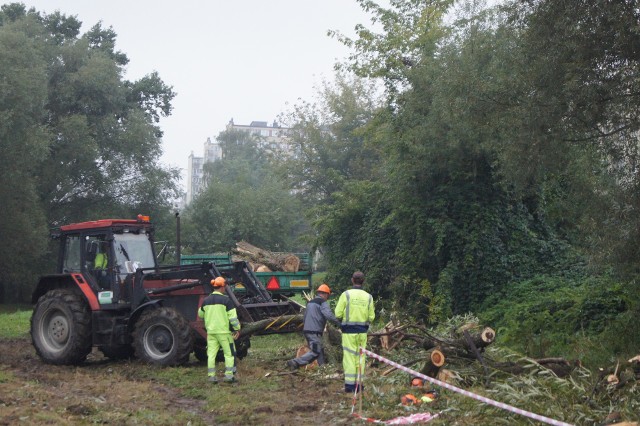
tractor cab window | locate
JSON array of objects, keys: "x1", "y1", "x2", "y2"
[
  {"x1": 113, "y1": 232, "x2": 156, "y2": 274},
  {"x1": 84, "y1": 235, "x2": 109, "y2": 271},
  {"x1": 85, "y1": 235, "x2": 110, "y2": 289},
  {"x1": 63, "y1": 236, "x2": 82, "y2": 272}
]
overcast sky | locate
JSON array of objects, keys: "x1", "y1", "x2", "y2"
[{"x1": 21, "y1": 0, "x2": 373, "y2": 189}]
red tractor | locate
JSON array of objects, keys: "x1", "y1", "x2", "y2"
[{"x1": 30, "y1": 215, "x2": 302, "y2": 366}]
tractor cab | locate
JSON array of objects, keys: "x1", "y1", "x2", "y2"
[{"x1": 51, "y1": 215, "x2": 157, "y2": 305}]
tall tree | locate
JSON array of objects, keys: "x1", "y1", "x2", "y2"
[
  {"x1": 36, "y1": 18, "x2": 180, "y2": 225},
  {"x1": 280, "y1": 72, "x2": 381, "y2": 205},
  {"x1": 0, "y1": 3, "x2": 181, "y2": 301},
  {"x1": 501, "y1": 0, "x2": 640, "y2": 276},
  {"x1": 0, "y1": 7, "x2": 49, "y2": 302},
  {"x1": 181, "y1": 128, "x2": 307, "y2": 254},
  {"x1": 313, "y1": 0, "x2": 577, "y2": 319}
]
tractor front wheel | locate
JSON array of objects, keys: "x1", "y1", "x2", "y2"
[
  {"x1": 193, "y1": 340, "x2": 208, "y2": 362},
  {"x1": 30, "y1": 289, "x2": 92, "y2": 365},
  {"x1": 133, "y1": 307, "x2": 193, "y2": 366}
]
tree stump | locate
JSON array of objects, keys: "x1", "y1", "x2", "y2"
[{"x1": 420, "y1": 349, "x2": 446, "y2": 378}]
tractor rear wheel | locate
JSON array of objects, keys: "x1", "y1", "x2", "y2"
[
  {"x1": 30, "y1": 289, "x2": 92, "y2": 365},
  {"x1": 133, "y1": 307, "x2": 193, "y2": 366}
]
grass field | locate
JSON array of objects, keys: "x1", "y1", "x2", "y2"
[
  {"x1": 1, "y1": 304, "x2": 638, "y2": 425},
  {"x1": 0, "y1": 305, "x2": 30, "y2": 338}
]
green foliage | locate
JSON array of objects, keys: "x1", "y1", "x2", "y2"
[
  {"x1": 181, "y1": 128, "x2": 307, "y2": 253},
  {"x1": 182, "y1": 177, "x2": 305, "y2": 253},
  {"x1": 314, "y1": 180, "x2": 396, "y2": 299},
  {"x1": 307, "y1": 0, "x2": 640, "y2": 332},
  {"x1": 0, "y1": 4, "x2": 180, "y2": 302},
  {"x1": 280, "y1": 72, "x2": 381, "y2": 204},
  {"x1": 0, "y1": 10, "x2": 49, "y2": 302},
  {"x1": 479, "y1": 275, "x2": 636, "y2": 365}
]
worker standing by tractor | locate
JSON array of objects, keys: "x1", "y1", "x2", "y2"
[
  {"x1": 335, "y1": 271, "x2": 375, "y2": 393},
  {"x1": 286, "y1": 284, "x2": 340, "y2": 370},
  {"x1": 198, "y1": 277, "x2": 241, "y2": 384}
]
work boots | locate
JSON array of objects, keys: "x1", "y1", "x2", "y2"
[{"x1": 286, "y1": 360, "x2": 298, "y2": 371}]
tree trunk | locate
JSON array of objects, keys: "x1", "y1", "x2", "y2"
[
  {"x1": 420, "y1": 349, "x2": 446, "y2": 378},
  {"x1": 453, "y1": 327, "x2": 495, "y2": 350},
  {"x1": 233, "y1": 241, "x2": 301, "y2": 272},
  {"x1": 237, "y1": 314, "x2": 303, "y2": 338}
]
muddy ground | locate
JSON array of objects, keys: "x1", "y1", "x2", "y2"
[{"x1": 0, "y1": 337, "x2": 356, "y2": 425}]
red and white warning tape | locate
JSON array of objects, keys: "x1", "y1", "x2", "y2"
[
  {"x1": 361, "y1": 347, "x2": 575, "y2": 426},
  {"x1": 352, "y1": 412, "x2": 440, "y2": 424}
]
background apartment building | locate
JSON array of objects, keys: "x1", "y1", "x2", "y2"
[{"x1": 186, "y1": 119, "x2": 290, "y2": 204}]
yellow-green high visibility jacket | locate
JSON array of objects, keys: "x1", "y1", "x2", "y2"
[
  {"x1": 198, "y1": 291, "x2": 240, "y2": 334},
  {"x1": 335, "y1": 286, "x2": 375, "y2": 334},
  {"x1": 94, "y1": 253, "x2": 108, "y2": 269}
]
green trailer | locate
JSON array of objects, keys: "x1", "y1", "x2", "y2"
[{"x1": 181, "y1": 252, "x2": 312, "y2": 296}]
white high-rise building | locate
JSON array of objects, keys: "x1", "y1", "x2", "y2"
[
  {"x1": 186, "y1": 137, "x2": 221, "y2": 205},
  {"x1": 185, "y1": 120, "x2": 290, "y2": 204},
  {"x1": 226, "y1": 118, "x2": 291, "y2": 153}
]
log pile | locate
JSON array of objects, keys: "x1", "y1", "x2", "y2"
[{"x1": 232, "y1": 241, "x2": 301, "y2": 272}]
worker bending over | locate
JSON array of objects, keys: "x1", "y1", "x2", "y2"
[{"x1": 287, "y1": 283, "x2": 340, "y2": 370}]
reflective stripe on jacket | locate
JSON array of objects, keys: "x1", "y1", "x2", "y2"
[
  {"x1": 198, "y1": 291, "x2": 240, "y2": 334},
  {"x1": 335, "y1": 287, "x2": 375, "y2": 333}
]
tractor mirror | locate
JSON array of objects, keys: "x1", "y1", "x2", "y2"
[{"x1": 86, "y1": 241, "x2": 97, "y2": 258}]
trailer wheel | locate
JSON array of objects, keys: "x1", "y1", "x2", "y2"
[
  {"x1": 133, "y1": 307, "x2": 193, "y2": 366},
  {"x1": 30, "y1": 289, "x2": 92, "y2": 365}
]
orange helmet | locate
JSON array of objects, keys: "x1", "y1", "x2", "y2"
[
  {"x1": 400, "y1": 394, "x2": 419, "y2": 406},
  {"x1": 211, "y1": 277, "x2": 226, "y2": 287},
  {"x1": 317, "y1": 284, "x2": 331, "y2": 294},
  {"x1": 411, "y1": 377, "x2": 424, "y2": 387}
]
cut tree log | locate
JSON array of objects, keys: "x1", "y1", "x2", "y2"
[
  {"x1": 378, "y1": 321, "x2": 405, "y2": 351},
  {"x1": 455, "y1": 327, "x2": 495, "y2": 351},
  {"x1": 420, "y1": 349, "x2": 446, "y2": 378},
  {"x1": 463, "y1": 329, "x2": 490, "y2": 386},
  {"x1": 535, "y1": 358, "x2": 575, "y2": 378},
  {"x1": 232, "y1": 241, "x2": 301, "y2": 272},
  {"x1": 237, "y1": 314, "x2": 303, "y2": 338},
  {"x1": 437, "y1": 368, "x2": 458, "y2": 384},
  {"x1": 282, "y1": 255, "x2": 300, "y2": 272},
  {"x1": 295, "y1": 345, "x2": 318, "y2": 370}
]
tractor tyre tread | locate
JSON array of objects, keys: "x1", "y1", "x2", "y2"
[
  {"x1": 133, "y1": 307, "x2": 193, "y2": 366},
  {"x1": 30, "y1": 289, "x2": 92, "y2": 365}
]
